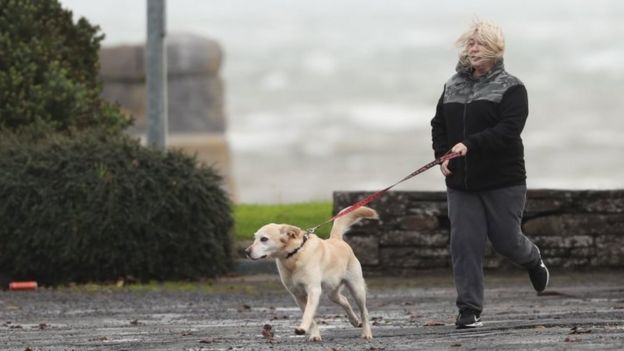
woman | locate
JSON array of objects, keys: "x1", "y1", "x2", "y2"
[{"x1": 430, "y1": 20, "x2": 549, "y2": 329}]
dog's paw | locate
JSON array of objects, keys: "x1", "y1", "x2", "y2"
[
  {"x1": 361, "y1": 332, "x2": 373, "y2": 340},
  {"x1": 294, "y1": 328, "x2": 306, "y2": 335},
  {"x1": 309, "y1": 335, "x2": 322, "y2": 342}
]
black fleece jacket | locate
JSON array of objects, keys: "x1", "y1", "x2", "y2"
[{"x1": 431, "y1": 60, "x2": 528, "y2": 191}]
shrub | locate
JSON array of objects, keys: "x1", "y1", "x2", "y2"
[
  {"x1": 0, "y1": 129, "x2": 233, "y2": 285},
  {"x1": 0, "y1": 0, "x2": 131, "y2": 131}
]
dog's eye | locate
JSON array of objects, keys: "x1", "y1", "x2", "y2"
[{"x1": 260, "y1": 237, "x2": 268, "y2": 242}]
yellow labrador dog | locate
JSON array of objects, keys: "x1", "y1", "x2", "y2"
[{"x1": 245, "y1": 206, "x2": 378, "y2": 341}]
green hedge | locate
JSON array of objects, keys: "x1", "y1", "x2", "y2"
[
  {"x1": 0, "y1": 129, "x2": 233, "y2": 285},
  {"x1": 0, "y1": 0, "x2": 131, "y2": 131}
]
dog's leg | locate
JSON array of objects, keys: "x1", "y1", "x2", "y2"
[
  {"x1": 293, "y1": 293, "x2": 321, "y2": 341},
  {"x1": 294, "y1": 286, "x2": 322, "y2": 341},
  {"x1": 346, "y1": 277, "x2": 373, "y2": 340},
  {"x1": 329, "y1": 286, "x2": 361, "y2": 327}
]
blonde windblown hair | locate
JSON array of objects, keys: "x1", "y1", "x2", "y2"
[{"x1": 455, "y1": 19, "x2": 505, "y2": 66}]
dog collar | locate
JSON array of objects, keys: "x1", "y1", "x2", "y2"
[{"x1": 285, "y1": 231, "x2": 310, "y2": 259}]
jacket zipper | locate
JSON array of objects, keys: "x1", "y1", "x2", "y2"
[{"x1": 463, "y1": 82, "x2": 472, "y2": 190}]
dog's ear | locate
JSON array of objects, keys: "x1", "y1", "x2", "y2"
[{"x1": 280, "y1": 225, "x2": 301, "y2": 239}]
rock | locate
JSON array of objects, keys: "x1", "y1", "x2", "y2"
[
  {"x1": 523, "y1": 214, "x2": 624, "y2": 237},
  {"x1": 395, "y1": 214, "x2": 439, "y2": 232},
  {"x1": 380, "y1": 230, "x2": 448, "y2": 247},
  {"x1": 344, "y1": 235, "x2": 379, "y2": 266}
]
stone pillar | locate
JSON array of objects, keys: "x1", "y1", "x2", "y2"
[{"x1": 99, "y1": 34, "x2": 236, "y2": 199}]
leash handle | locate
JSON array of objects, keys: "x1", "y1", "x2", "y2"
[{"x1": 305, "y1": 150, "x2": 462, "y2": 232}]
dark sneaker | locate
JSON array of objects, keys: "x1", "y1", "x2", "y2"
[
  {"x1": 455, "y1": 309, "x2": 482, "y2": 329},
  {"x1": 529, "y1": 259, "x2": 549, "y2": 293}
]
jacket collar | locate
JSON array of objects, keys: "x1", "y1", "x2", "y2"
[{"x1": 456, "y1": 59, "x2": 505, "y2": 81}]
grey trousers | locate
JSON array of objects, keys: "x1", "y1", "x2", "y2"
[{"x1": 447, "y1": 185, "x2": 541, "y2": 313}]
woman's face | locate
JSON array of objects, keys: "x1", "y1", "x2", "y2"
[{"x1": 466, "y1": 35, "x2": 494, "y2": 72}]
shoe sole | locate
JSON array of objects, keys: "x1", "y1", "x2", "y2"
[{"x1": 456, "y1": 321, "x2": 483, "y2": 329}]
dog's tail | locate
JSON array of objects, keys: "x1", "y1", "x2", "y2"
[{"x1": 329, "y1": 206, "x2": 379, "y2": 241}]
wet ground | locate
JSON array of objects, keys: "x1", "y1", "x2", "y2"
[{"x1": 1, "y1": 269, "x2": 623, "y2": 351}]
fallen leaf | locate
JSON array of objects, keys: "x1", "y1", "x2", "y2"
[
  {"x1": 425, "y1": 322, "x2": 445, "y2": 326},
  {"x1": 450, "y1": 343, "x2": 462, "y2": 347},
  {"x1": 91, "y1": 336, "x2": 109, "y2": 341},
  {"x1": 199, "y1": 337, "x2": 216, "y2": 344},
  {"x1": 569, "y1": 326, "x2": 592, "y2": 334},
  {"x1": 270, "y1": 314, "x2": 289, "y2": 320},
  {"x1": 262, "y1": 324, "x2": 274, "y2": 341}
]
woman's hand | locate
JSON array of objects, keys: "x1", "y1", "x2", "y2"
[
  {"x1": 440, "y1": 159, "x2": 451, "y2": 176},
  {"x1": 451, "y1": 142, "x2": 468, "y2": 156},
  {"x1": 440, "y1": 142, "x2": 468, "y2": 176}
]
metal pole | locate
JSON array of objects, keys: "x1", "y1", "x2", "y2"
[{"x1": 146, "y1": 0, "x2": 167, "y2": 149}]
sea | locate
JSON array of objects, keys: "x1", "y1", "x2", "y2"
[{"x1": 61, "y1": 0, "x2": 624, "y2": 203}]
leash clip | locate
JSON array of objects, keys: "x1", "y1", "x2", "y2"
[{"x1": 305, "y1": 227, "x2": 317, "y2": 237}]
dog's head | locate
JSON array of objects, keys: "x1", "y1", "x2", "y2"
[{"x1": 245, "y1": 223, "x2": 304, "y2": 260}]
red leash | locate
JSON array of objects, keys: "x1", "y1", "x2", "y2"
[{"x1": 306, "y1": 150, "x2": 462, "y2": 233}]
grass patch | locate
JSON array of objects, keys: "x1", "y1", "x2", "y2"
[{"x1": 234, "y1": 202, "x2": 333, "y2": 241}]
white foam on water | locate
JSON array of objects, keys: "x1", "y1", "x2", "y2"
[
  {"x1": 302, "y1": 50, "x2": 338, "y2": 76},
  {"x1": 530, "y1": 177, "x2": 624, "y2": 190},
  {"x1": 261, "y1": 70, "x2": 291, "y2": 91},
  {"x1": 343, "y1": 103, "x2": 434, "y2": 132}
]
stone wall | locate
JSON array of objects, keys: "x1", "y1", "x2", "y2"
[{"x1": 333, "y1": 190, "x2": 624, "y2": 272}]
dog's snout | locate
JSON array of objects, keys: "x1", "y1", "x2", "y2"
[{"x1": 244, "y1": 246, "x2": 252, "y2": 257}]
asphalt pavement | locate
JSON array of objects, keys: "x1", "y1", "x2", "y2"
[{"x1": 1, "y1": 268, "x2": 623, "y2": 350}]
